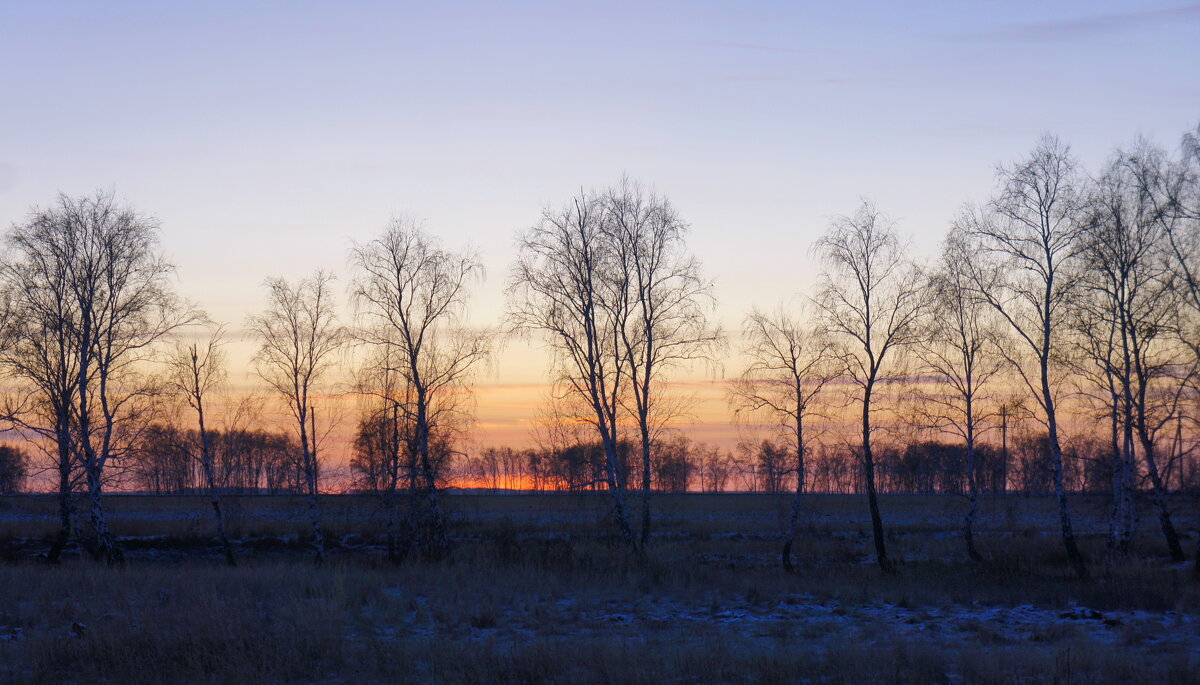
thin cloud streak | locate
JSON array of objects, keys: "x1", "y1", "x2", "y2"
[
  {"x1": 677, "y1": 39, "x2": 819, "y2": 55},
  {"x1": 966, "y1": 4, "x2": 1200, "y2": 42}
]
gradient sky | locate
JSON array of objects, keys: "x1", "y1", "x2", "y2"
[{"x1": 1, "y1": 1, "x2": 1198, "y2": 453}]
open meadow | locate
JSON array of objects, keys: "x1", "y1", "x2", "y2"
[{"x1": 0, "y1": 492, "x2": 1198, "y2": 683}]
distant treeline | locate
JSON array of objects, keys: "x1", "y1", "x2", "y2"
[
  {"x1": 375, "y1": 434, "x2": 1199, "y2": 496},
  {"x1": 16, "y1": 421, "x2": 1179, "y2": 497}
]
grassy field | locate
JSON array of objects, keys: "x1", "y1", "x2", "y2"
[{"x1": 1, "y1": 492, "x2": 1198, "y2": 683}]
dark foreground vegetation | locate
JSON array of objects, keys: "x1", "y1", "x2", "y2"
[{"x1": 1, "y1": 493, "x2": 1198, "y2": 684}]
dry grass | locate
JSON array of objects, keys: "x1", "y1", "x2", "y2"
[
  {"x1": 1, "y1": 558, "x2": 1197, "y2": 684},
  {"x1": 2, "y1": 491, "x2": 1181, "y2": 540},
  {"x1": 0, "y1": 493, "x2": 1198, "y2": 683}
]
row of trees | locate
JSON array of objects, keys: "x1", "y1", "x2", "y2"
[
  {"x1": 500, "y1": 126, "x2": 1200, "y2": 578},
  {"x1": 128, "y1": 424, "x2": 304, "y2": 495},
  {"x1": 443, "y1": 435, "x2": 1145, "y2": 496},
  {"x1": 2, "y1": 123, "x2": 1199, "y2": 578},
  {"x1": 718, "y1": 129, "x2": 1200, "y2": 577},
  {"x1": 101, "y1": 413, "x2": 1185, "y2": 500},
  {"x1": 125, "y1": 406, "x2": 1190, "y2": 499},
  {"x1": 0, "y1": 195, "x2": 490, "y2": 565},
  {"x1": 451, "y1": 438, "x2": 702, "y2": 494}
]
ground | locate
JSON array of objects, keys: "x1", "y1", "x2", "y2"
[{"x1": 0, "y1": 492, "x2": 1198, "y2": 683}]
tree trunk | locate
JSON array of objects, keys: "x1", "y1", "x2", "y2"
[
  {"x1": 1138, "y1": 432, "x2": 1185, "y2": 561},
  {"x1": 386, "y1": 489, "x2": 399, "y2": 562},
  {"x1": 1000, "y1": 407, "x2": 1009, "y2": 495},
  {"x1": 210, "y1": 495, "x2": 235, "y2": 567},
  {"x1": 385, "y1": 402, "x2": 401, "y2": 562},
  {"x1": 1117, "y1": 429, "x2": 1136, "y2": 555},
  {"x1": 603, "y1": 439, "x2": 639, "y2": 554},
  {"x1": 1105, "y1": 396, "x2": 1127, "y2": 569},
  {"x1": 385, "y1": 439, "x2": 401, "y2": 562},
  {"x1": 639, "y1": 419, "x2": 652, "y2": 548},
  {"x1": 304, "y1": 410, "x2": 325, "y2": 563},
  {"x1": 964, "y1": 422, "x2": 982, "y2": 563},
  {"x1": 305, "y1": 474, "x2": 323, "y2": 563},
  {"x1": 1106, "y1": 444, "x2": 1122, "y2": 571},
  {"x1": 85, "y1": 466, "x2": 121, "y2": 565},
  {"x1": 782, "y1": 450, "x2": 804, "y2": 573},
  {"x1": 46, "y1": 423, "x2": 73, "y2": 564},
  {"x1": 1194, "y1": 516, "x2": 1200, "y2": 578},
  {"x1": 412, "y1": 389, "x2": 448, "y2": 561},
  {"x1": 198, "y1": 403, "x2": 236, "y2": 567},
  {"x1": 48, "y1": 490, "x2": 72, "y2": 564},
  {"x1": 782, "y1": 405, "x2": 806, "y2": 573},
  {"x1": 1045, "y1": 402, "x2": 1088, "y2": 580},
  {"x1": 1106, "y1": 418, "x2": 1118, "y2": 550},
  {"x1": 418, "y1": 448, "x2": 447, "y2": 560},
  {"x1": 862, "y1": 384, "x2": 892, "y2": 573},
  {"x1": 421, "y1": 483, "x2": 446, "y2": 559}
]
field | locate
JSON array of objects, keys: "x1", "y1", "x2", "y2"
[{"x1": 1, "y1": 492, "x2": 1198, "y2": 683}]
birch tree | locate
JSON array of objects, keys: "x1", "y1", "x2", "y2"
[
  {"x1": 603, "y1": 180, "x2": 721, "y2": 546},
  {"x1": 350, "y1": 220, "x2": 488, "y2": 561},
  {"x1": 733, "y1": 306, "x2": 840, "y2": 572},
  {"x1": 1135, "y1": 122, "x2": 1200, "y2": 573},
  {"x1": 249, "y1": 271, "x2": 345, "y2": 563},
  {"x1": 5, "y1": 191, "x2": 187, "y2": 564},
  {"x1": 1069, "y1": 294, "x2": 1138, "y2": 562},
  {"x1": 350, "y1": 350, "x2": 413, "y2": 560},
  {"x1": 0, "y1": 226, "x2": 79, "y2": 562},
  {"x1": 509, "y1": 189, "x2": 641, "y2": 553},
  {"x1": 914, "y1": 233, "x2": 1003, "y2": 562},
  {"x1": 1081, "y1": 146, "x2": 1190, "y2": 562},
  {"x1": 166, "y1": 324, "x2": 236, "y2": 566},
  {"x1": 814, "y1": 200, "x2": 927, "y2": 572},
  {"x1": 1180, "y1": 124, "x2": 1200, "y2": 576},
  {"x1": 959, "y1": 135, "x2": 1091, "y2": 579}
]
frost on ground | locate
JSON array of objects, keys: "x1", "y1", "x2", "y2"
[{"x1": 360, "y1": 590, "x2": 1200, "y2": 656}]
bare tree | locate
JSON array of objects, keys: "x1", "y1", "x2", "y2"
[
  {"x1": 913, "y1": 234, "x2": 1004, "y2": 562},
  {"x1": 1134, "y1": 122, "x2": 1200, "y2": 573},
  {"x1": 1151, "y1": 124, "x2": 1200, "y2": 312},
  {"x1": 959, "y1": 135, "x2": 1091, "y2": 579},
  {"x1": 603, "y1": 179, "x2": 722, "y2": 546},
  {"x1": 350, "y1": 220, "x2": 488, "y2": 561},
  {"x1": 733, "y1": 305, "x2": 840, "y2": 571},
  {"x1": 5, "y1": 191, "x2": 187, "y2": 564},
  {"x1": 1080, "y1": 144, "x2": 1192, "y2": 563},
  {"x1": 1068, "y1": 295, "x2": 1138, "y2": 563},
  {"x1": 814, "y1": 200, "x2": 927, "y2": 572},
  {"x1": 350, "y1": 349, "x2": 412, "y2": 560},
  {"x1": 166, "y1": 323, "x2": 236, "y2": 565},
  {"x1": 508, "y1": 189, "x2": 641, "y2": 553},
  {"x1": 1, "y1": 221, "x2": 80, "y2": 562},
  {"x1": 249, "y1": 271, "x2": 345, "y2": 563},
  {"x1": 1180, "y1": 124, "x2": 1200, "y2": 576}
]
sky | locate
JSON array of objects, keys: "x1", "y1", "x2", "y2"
[{"x1": 0, "y1": 1, "x2": 1198, "y2": 455}]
